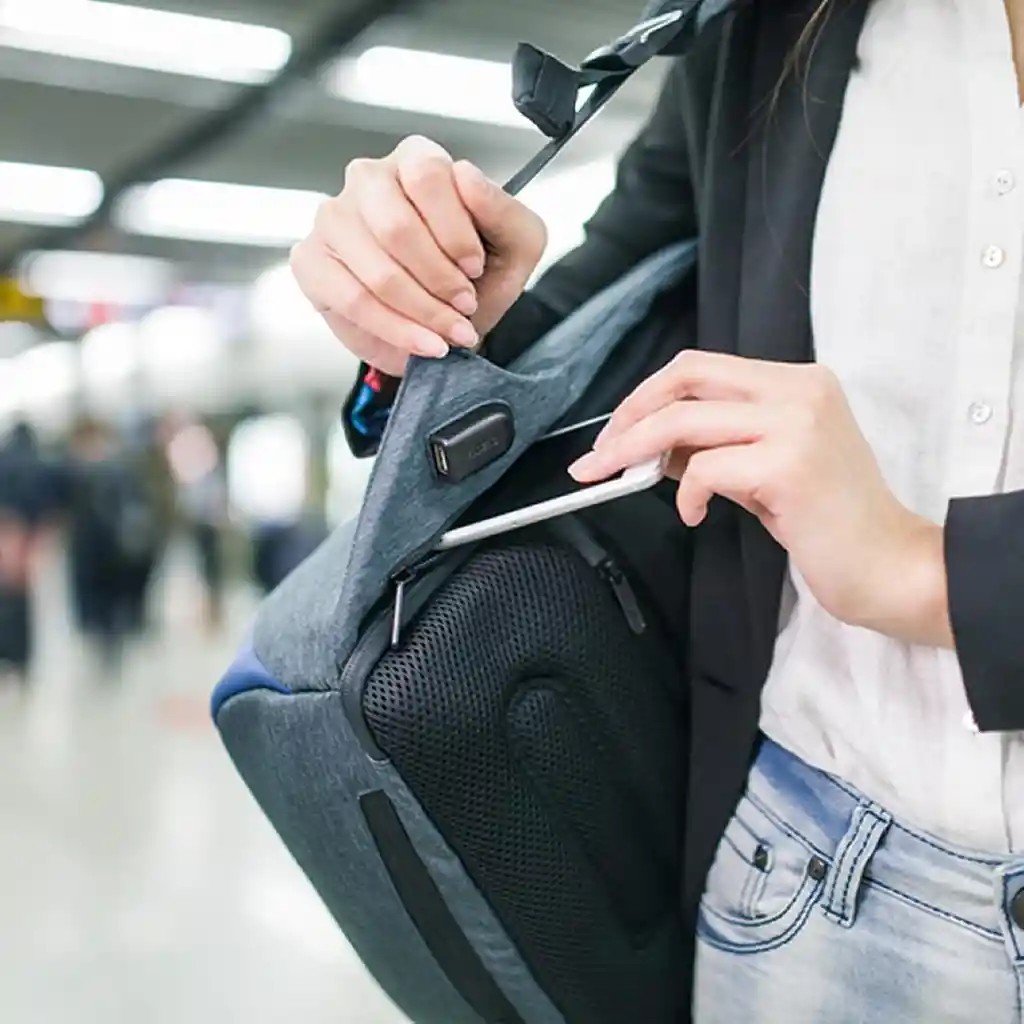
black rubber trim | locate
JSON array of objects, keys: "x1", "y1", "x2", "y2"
[{"x1": 359, "y1": 791, "x2": 527, "y2": 1024}]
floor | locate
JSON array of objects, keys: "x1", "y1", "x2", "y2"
[{"x1": 0, "y1": 543, "x2": 407, "y2": 1024}]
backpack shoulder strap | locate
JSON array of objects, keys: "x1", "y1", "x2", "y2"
[{"x1": 504, "y1": 0, "x2": 747, "y2": 196}]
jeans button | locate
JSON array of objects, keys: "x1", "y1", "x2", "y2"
[
  {"x1": 1010, "y1": 889, "x2": 1024, "y2": 929},
  {"x1": 807, "y1": 856, "x2": 828, "y2": 882}
]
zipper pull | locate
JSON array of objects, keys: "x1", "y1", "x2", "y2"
[
  {"x1": 390, "y1": 574, "x2": 409, "y2": 650},
  {"x1": 547, "y1": 515, "x2": 648, "y2": 635},
  {"x1": 388, "y1": 553, "x2": 442, "y2": 649},
  {"x1": 600, "y1": 560, "x2": 646, "y2": 635}
]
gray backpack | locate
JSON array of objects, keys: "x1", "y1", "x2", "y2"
[{"x1": 213, "y1": 4, "x2": 735, "y2": 1021}]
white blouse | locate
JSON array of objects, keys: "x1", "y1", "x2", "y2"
[{"x1": 760, "y1": 0, "x2": 1024, "y2": 852}]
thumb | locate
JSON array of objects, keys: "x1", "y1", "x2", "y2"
[{"x1": 452, "y1": 160, "x2": 547, "y2": 261}]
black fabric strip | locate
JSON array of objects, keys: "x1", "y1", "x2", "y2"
[{"x1": 359, "y1": 791, "x2": 529, "y2": 1024}]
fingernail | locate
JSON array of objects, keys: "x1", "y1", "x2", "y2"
[
  {"x1": 449, "y1": 321, "x2": 479, "y2": 348},
  {"x1": 568, "y1": 452, "x2": 599, "y2": 480},
  {"x1": 415, "y1": 333, "x2": 449, "y2": 358},
  {"x1": 460, "y1": 256, "x2": 485, "y2": 280},
  {"x1": 452, "y1": 290, "x2": 478, "y2": 316},
  {"x1": 594, "y1": 423, "x2": 612, "y2": 448}
]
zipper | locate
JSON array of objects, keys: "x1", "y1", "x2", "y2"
[
  {"x1": 597, "y1": 560, "x2": 646, "y2": 635},
  {"x1": 547, "y1": 515, "x2": 647, "y2": 635},
  {"x1": 384, "y1": 508, "x2": 648, "y2": 650},
  {"x1": 388, "y1": 550, "x2": 448, "y2": 649}
]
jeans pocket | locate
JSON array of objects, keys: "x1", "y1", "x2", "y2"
[{"x1": 698, "y1": 792, "x2": 825, "y2": 954}]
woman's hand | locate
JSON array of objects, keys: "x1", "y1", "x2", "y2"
[
  {"x1": 569, "y1": 351, "x2": 953, "y2": 646},
  {"x1": 290, "y1": 136, "x2": 548, "y2": 378}
]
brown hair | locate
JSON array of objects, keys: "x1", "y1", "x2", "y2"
[{"x1": 772, "y1": 0, "x2": 835, "y2": 106}]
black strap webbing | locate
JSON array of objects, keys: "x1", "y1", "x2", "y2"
[
  {"x1": 502, "y1": 0, "x2": 741, "y2": 196},
  {"x1": 359, "y1": 791, "x2": 527, "y2": 1024}
]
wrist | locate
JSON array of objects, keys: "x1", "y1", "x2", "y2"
[{"x1": 851, "y1": 511, "x2": 953, "y2": 647}]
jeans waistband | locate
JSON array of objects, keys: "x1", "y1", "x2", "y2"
[{"x1": 750, "y1": 738, "x2": 1019, "y2": 940}]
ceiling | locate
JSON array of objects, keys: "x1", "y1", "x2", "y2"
[{"x1": 0, "y1": 0, "x2": 667, "y2": 287}]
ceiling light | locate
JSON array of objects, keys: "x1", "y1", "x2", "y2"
[
  {"x1": 518, "y1": 158, "x2": 617, "y2": 272},
  {"x1": 19, "y1": 250, "x2": 175, "y2": 306},
  {"x1": 328, "y1": 46, "x2": 528, "y2": 129},
  {"x1": 0, "y1": 0, "x2": 292, "y2": 84},
  {"x1": 116, "y1": 179, "x2": 326, "y2": 247},
  {"x1": 0, "y1": 161, "x2": 103, "y2": 225}
]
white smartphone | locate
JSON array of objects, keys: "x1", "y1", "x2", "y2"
[{"x1": 436, "y1": 452, "x2": 666, "y2": 551}]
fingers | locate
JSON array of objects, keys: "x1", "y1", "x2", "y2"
[
  {"x1": 320, "y1": 311, "x2": 410, "y2": 379},
  {"x1": 675, "y1": 446, "x2": 764, "y2": 527},
  {"x1": 292, "y1": 134, "x2": 546, "y2": 375},
  {"x1": 315, "y1": 202, "x2": 479, "y2": 349},
  {"x1": 342, "y1": 156, "x2": 479, "y2": 318},
  {"x1": 596, "y1": 351, "x2": 831, "y2": 447},
  {"x1": 569, "y1": 401, "x2": 775, "y2": 483},
  {"x1": 290, "y1": 239, "x2": 450, "y2": 359},
  {"x1": 453, "y1": 160, "x2": 547, "y2": 266},
  {"x1": 392, "y1": 137, "x2": 487, "y2": 279}
]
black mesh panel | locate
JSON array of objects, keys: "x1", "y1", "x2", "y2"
[{"x1": 362, "y1": 539, "x2": 687, "y2": 1023}]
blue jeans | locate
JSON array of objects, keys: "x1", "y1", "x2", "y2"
[{"x1": 695, "y1": 738, "x2": 1024, "y2": 1022}]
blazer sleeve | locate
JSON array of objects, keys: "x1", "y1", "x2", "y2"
[
  {"x1": 343, "y1": 57, "x2": 700, "y2": 456},
  {"x1": 945, "y1": 491, "x2": 1024, "y2": 731}
]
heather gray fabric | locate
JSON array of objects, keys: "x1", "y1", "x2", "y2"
[
  {"x1": 217, "y1": 686, "x2": 566, "y2": 1024},
  {"x1": 254, "y1": 239, "x2": 697, "y2": 694}
]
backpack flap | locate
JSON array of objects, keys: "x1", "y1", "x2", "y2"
[{"x1": 250, "y1": 239, "x2": 696, "y2": 697}]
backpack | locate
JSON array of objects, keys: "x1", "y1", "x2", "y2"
[{"x1": 213, "y1": 4, "x2": 736, "y2": 1021}]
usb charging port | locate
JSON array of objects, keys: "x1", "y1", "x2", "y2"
[{"x1": 430, "y1": 441, "x2": 450, "y2": 477}]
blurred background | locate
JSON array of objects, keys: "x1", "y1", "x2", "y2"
[{"x1": 0, "y1": 1, "x2": 663, "y2": 1020}]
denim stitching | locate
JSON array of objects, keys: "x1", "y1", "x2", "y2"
[
  {"x1": 763, "y1": 754, "x2": 1005, "y2": 866},
  {"x1": 745, "y1": 790, "x2": 822, "y2": 858},
  {"x1": 697, "y1": 880, "x2": 822, "y2": 956},
  {"x1": 824, "y1": 804, "x2": 866, "y2": 920},
  {"x1": 823, "y1": 810, "x2": 867, "y2": 923},
  {"x1": 834, "y1": 813, "x2": 888, "y2": 926},
  {"x1": 842, "y1": 814, "x2": 885, "y2": 921},
  {"x1": 731, "y1": 811, "x2": 763, "y2": 850},
  {"x1": 721, "y1": 815, "x2": 775, "y2": 919},
  {"x1": 722, "y1": 829, "x2": 746, "y2": 862},
  {"x1": 738, "y1": 858, "x2": 754, "y2": 917},
  {"x1": 815, "y1": 771, "x2": 1004, "y2": 866},
  {"x1": 1003, "y1": 874, "x2": 1024, "y2": 960},
  {"x1": 701, "y1": 875, "x2": 819, "y2": 931},
  {"x1": 865, "y1": 876, "x2": 1002, "y2": 942}
]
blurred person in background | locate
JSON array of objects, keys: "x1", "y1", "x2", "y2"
[
  {"x1": 163, "y1": 417, "x2": 228, "y2": 632},
  {"x1": 0, "y1": 422, "x2": 61, "y2": 684},
  {"x1": 67, "y1": 417, "x2": 164, "y2": 667}
]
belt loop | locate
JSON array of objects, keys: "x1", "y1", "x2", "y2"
[{"x1": 821, "y1": 800, "x2": 892, "y2": 928}]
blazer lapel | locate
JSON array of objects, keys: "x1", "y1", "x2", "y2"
[{"x1": 735, "y1": 0, "x2": 871, "y2": 674}]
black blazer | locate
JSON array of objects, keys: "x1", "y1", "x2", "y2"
[{"x1": 479, "y1": 0, "x2": 1024, "y2": 923}]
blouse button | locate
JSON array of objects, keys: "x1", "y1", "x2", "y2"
[
  {"x1": 983, "y1": 245, "x2": 1006, "y2": 269},
  {"x1": 969, "y1": 401, "x2": 993, "y2": 425},
  {"x1": 996, "y1": 170, "x2": 1016, "y2": 195}
]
